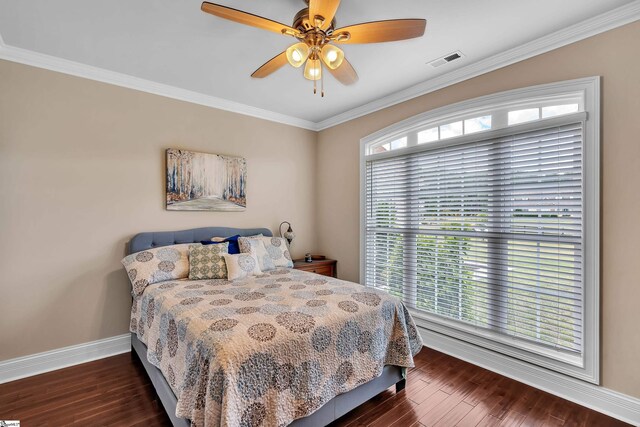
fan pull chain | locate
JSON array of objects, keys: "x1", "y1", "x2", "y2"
[
  {"x1": 313, "y1": 78, "x2": 317, "y2": 95},
  {"x1": 321, "y1": 68, "x2": 324, "y2": 97}
]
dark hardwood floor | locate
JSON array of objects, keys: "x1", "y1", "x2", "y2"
[{"x1": 0, "y1": 347, "x2": 629, "y2": 426}]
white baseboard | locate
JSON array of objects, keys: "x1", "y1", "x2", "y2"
[
  {"x1": 417, "y1": 327, "x2": 640, "y2": 426},
  {"x1": 0, "y1": 334, "x2": 131, "y2": 384}
]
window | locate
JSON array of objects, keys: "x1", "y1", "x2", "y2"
[
  {"x1": 508, "y1": 108, "x2": 539, "y2": 124},
  {"x1": 439, "y1": 121, "x2": 463, "y2": 139},
  {"x1": 542, "y1": 104, "x2": 579, "y2": 118},
  {"x1": 361, "y1": 78, "x2": 600, "y2": 382},
  {"x1": 371, "y1": 136, "x2": 407, "y2": 153},
  {"x1": 418, "y1": 127, "x2": 438, "y2": 144},
  {"x1": 464, "y1": 115, "x2": 492, "y2": 134}
]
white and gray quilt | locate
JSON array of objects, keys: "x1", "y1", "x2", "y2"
[{"x1": 130, "y1": 268, "x2": 422, "y2": 427}]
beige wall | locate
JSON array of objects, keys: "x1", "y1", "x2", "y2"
[
  {"x1": 1, "y1": 20, "x2": 639, "y2": 400},
  {"x1": 317, "y1": 21, "x2": 640, "y2": 398},
  {"x1": 0, "y1": 60, "x2": 317, "y2": 360}
]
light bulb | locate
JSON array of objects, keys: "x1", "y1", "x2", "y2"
[
  {"x1": 320, "y1": 44, "x2": 344, "y2": 70},
  {"x1": 304, "y1": 58, "x2": 322, "y2": 81},
  {"x1": 286, "y1": 43, "x2": 309, "y2": 68}
]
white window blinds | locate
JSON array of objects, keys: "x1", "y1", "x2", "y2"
[{"x1": 365, "y1": 121, "x2": 584, "y2": 356}]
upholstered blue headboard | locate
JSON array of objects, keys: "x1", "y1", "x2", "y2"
[{"x1": 128, "y1": 227, "x2": 272, "y2": 255}]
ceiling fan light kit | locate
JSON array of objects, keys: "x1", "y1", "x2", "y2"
[
  {"x1": 286, "y1": 43, "x2": 310, "y2": 68},
  {"x1": 201, "y1": 0, "x2": 427, "y2": 96},
  {"x1": 320, "y1": 44, "x2": 344, "y2": 70},
  {"x1": 304, "y1": 58, "x2": 322, "y2": 81}
]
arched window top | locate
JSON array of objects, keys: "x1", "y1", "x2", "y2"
[{"x1": 364, "y1": 80, "x2": 589, "y2": 156}]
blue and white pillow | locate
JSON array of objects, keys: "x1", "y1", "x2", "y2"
[
  {"x1": 238, "y1": 237, "x2": 276, "y2": 271},
  {"x1": 259, "y1": 236, "x2": 294, "y2": 268},
  {"x1": 223, "y1": 252, "x2": 263, "y2": 280},
  {"x1": 121, "y1": 243, "x2": 195, "y2": 296}
]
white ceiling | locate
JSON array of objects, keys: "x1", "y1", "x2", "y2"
[{"x1": 0, "y1": 0, "x2": 634, "y2": 123}]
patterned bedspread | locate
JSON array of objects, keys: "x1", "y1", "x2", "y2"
[{"x1": 130, "y1": 268, "x2": 423, "y2": 427}]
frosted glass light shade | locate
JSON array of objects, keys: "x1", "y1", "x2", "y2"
[
  {"x1": 304, "y1": 58, "x2": 322, "y2": 80},
  {"x1": 320, "y1": 44, "x2": 344, "y2": 69},
  {"x1": 286, "y1": 43, "x2": 309, "y2": 68},
  {"x1": 283, "y1": 230, "x2": 295, "y2": 243}
]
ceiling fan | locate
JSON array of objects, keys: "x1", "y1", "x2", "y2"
[{"x1": 201, "y1": 0, "x2": 427, "y2": 96}]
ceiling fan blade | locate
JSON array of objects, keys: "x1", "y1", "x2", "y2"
[
  {"x1": 308, "y1": 0, "x2": 341, "y2": 30},
  {"x1": 333, "y1": 19, "x2": 426, "y2": 44},
  {"x1": 201, "y1": 2, "x2": 298, "y2": 36},
  {"x1": 326, "y1": 57, "x2": 358, "y2": 85},
  {"x1": 251, "y1": 51, "x2": 289, "y2": 78}
]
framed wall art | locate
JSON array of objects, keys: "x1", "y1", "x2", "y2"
[{"x1": 166, "y1": 149, "x2": 246, "y2": 211}]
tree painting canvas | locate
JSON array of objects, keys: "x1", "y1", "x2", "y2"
[{"x1": 166, "y1": 149, "x2": 246, "y2": 211}]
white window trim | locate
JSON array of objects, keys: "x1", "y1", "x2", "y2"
[{"x1": 359, "y1": 77, "x2": 600, "y2": 383}]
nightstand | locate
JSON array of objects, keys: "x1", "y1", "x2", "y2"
[{"x1": 293, "y1": 258, "x2": 337, "y2": 278}]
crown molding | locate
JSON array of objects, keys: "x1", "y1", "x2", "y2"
[
  {"x1": 0, "y1": 37, "x2": 318, "y2": 131},
  {"x1": 315, "y1": 0, "x2": 640, "y2": 130},
  {"x1": 1, "y1": 1, "x2": 638, "y2": 132}
]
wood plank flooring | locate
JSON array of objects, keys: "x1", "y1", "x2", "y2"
[{"x1": 0, "y1": 347, "x2": 629, "y2": 426}]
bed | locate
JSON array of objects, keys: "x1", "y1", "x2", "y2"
[{"x1": 126, "y1": 227, "x2": 422, "y2": 427}]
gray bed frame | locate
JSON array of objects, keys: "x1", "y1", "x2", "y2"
[{"x1": 128, "y1": 226, "x2": 406, "y2": 427}]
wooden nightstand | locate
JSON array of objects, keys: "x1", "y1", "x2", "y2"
[{"x1": 293, "y1": 259, "x2": 337, "y2": 278}]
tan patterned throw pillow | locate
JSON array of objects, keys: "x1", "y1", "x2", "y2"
[
  {"x1": 121, "y1": 243, "x2": 195, "y2": 296},
  {"x1": 222, "y1": 252, "x2": 263, "y2": 280},
  {"x1": 188, "y1": 242, "x2": 229, "y2": 280}
]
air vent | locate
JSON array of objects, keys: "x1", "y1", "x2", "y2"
[{"x1": 428, "y1": 51, "x2": 464, "y2": 68}]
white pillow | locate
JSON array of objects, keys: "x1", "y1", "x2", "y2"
[
  {"x1": 121, "y1": 243, "x2": 196, "y2": 296},
  {"x1": 212, "y1": 233, "x2": 263, "y2": 242},
  {"x1": 223, "y1": 253, "x2": 263, "y2": 280},
  {"x1": 238, "y1": 237, "x2": 275, "y2": 271}
]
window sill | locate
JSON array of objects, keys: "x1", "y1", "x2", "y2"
[{"x1": 408, "y1": 308, "x2": 596, "y2": 383}]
